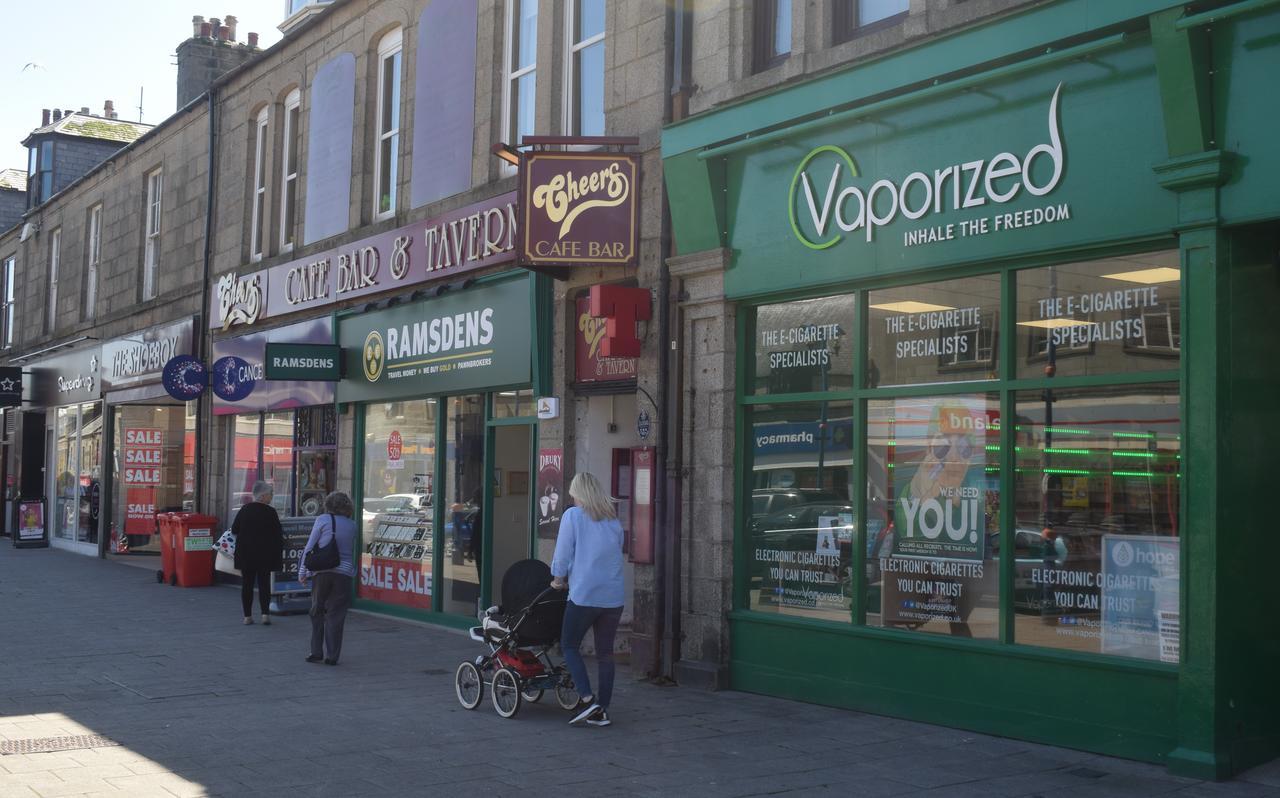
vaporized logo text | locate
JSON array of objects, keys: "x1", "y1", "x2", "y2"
[{"x1": 790, "y1": 83, "x2": 1067, "y2": 248}]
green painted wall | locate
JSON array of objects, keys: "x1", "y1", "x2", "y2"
[{"x1": 1216, "y1": 9, "x2": 1280, "y2": 224}]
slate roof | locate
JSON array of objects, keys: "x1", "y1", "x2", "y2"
[
  {"x1": 0, "y1": 169, "x2": 26, "y2": 192},
  {"x1": 22, "y1": 113, "x2": 152, "y2": 147}
]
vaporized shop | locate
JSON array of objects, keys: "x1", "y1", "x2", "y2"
[{"x1": 662, "y1": 0, "x2": 1280, "y2": 778}]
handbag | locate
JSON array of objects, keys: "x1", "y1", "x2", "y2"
[
  {"x1": 303, "y1": 514, "x2": 341, "y2": 572},
  {"x1": 213, "y1": 529, "x2": 237, "y2": 557}
]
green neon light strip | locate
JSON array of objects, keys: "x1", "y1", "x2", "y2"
[
  {"x1": 1113, "y1": 431, "x2": 1156, "y2": 439},
  {"x1": 1044, "y1": 427, "x2": 1091, "y2": 435},
  {"x1": 1112, "y1": 470, "x2": 1155, "y2": 478},
  {"x1": 1043, "y1": 467, "x2": 1091, "y2": 475},
  {"x1": 1112, "y1": 451, "x2": 1155, "y2": 458},
  {"x1": 1044, "y1": 447, "x2": 1091, "y2": 455}
]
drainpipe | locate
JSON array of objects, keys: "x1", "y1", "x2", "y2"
[{"x1": 195, "y1": 88, "x2": 218, "y2": 512}]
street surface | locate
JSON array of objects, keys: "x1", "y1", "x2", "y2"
[{"x1": 1, "y1": 547, "x2": 1277, "y2": 797}]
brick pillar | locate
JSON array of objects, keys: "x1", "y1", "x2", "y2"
[{"x1": 669, "y1": 248, "x2": 734, "y2": 689}]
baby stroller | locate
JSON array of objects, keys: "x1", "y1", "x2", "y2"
[{"x1": 454, "y1": 559, "x2": 580, "y2": 718}]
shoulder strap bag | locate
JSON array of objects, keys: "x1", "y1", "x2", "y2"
[{"x1": 303, "y1": 513, "x2": 341, "y2": 572}]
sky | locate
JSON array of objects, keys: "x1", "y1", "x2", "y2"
[{"x1": 0, "y1": 1, "x2": 286, "y2": 170}]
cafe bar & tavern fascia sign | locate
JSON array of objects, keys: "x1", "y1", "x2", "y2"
[{"x1": 214, "y1": 192, "x2": 518, "y2": 331}]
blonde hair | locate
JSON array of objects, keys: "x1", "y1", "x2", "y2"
[{"x1": 568, "y1": 472, "x2": 617, "y2": 522}]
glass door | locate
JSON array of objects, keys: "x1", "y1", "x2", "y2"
[{"x1": 489, "y1": 424, "x2": 533, "y2": 598}]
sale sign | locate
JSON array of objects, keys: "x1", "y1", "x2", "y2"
[
  {"x1": 387, "y1": 430, "x2": 404, "y2": 470},
  {"x1": 122, "y1": 428, "x2": 164, "y2": 486},
  {"x1": 124, "y1": 486, "x2": 158, "y2": 536},
  {"x1": 359, "y1": 556, "x2": 432, "y2": 609}
]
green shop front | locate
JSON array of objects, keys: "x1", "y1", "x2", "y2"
[
  {"x1": 336, "y1": 272, "x2": 546, "y2": 624},
  {"x1": 662, "y1": 0, "x2": 1280, "y2": 778}
]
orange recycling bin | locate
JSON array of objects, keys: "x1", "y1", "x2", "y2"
[
  {"x1": 156, "y1": 513, "x2": 178, "y2": 585},
  {"x1": 170, "y1": 513, "x2": 219, "y2": 587}
]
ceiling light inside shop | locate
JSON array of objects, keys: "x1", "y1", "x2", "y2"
[
  {"x1": 868, "y1": 301, "x2": 957, "y2": 313},
  {"x1": 1016, "y1": 318, "x2": 1097, "y2": 329},
  {"x1": 1099, "y1": 267, "x2": 1181, "y2": 284}
]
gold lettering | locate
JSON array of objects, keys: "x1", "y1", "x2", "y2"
[{"x1": 531, "y1": 162, "x2": 630, "y2": 239}]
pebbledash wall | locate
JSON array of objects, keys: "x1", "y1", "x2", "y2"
[{"x1": 663, "y1": 0, "x2": 1280, "y2": 780}]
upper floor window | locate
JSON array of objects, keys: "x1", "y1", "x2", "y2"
[
  {"x1": 143, "y1": 168, "x2": 162, "y2": 300},
  {"x1": 280, "y1": 89, "x2": 301, "y2": 252},
  {"x1": 1, "y1": 256, "x2": 15, "y2": 348},
  {"x1": 85, "y1": 204, "x2": 102, "y2": 318},
  {"x1": 250, "y1": 108, "x2": 269, "y2": 261},
  {"x1": 27, "y1": 140, "x2": 54, "y2": 208},
  {"x1": 374, "y1": 29, "x2": 403, "y2": 220},
  {"x1": 504, "y1": 0, "x2": 538, "y2": 153},
  {"x1": 753, "y1": 0, "x2": 791, "y2": 73},
  {"x1": 566, "y1": 0, "x2": 605, "y2": 136},
  {"x1": 834, "y1": 0, "x2": 909, "y2": 43},
  {"x1": 47, "y1": 228, "x2": 62, "y2": 332}
]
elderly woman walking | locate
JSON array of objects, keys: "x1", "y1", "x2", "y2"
[
  {"x1": 299, "y1": 491, "x2": 357, "y2": 666},
  {"x1": 231, "y1": 481, "x2": 284, "y2": 625},
  {"x1": 551, "y1": 472, "x2": 625, "y2": 727}
]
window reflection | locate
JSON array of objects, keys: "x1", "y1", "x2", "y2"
[
  {"x1": 1012, "y1": 385, "x2": 1180, "y2": 661},
  {"x1": 752, "y1": 295, "x2": 854, "y2": 396},
  {"x1": 867, "y1": 275, "x2": 1000, "y2": 388},
  {"x1": 747, "y1": 402, "x2": 853, "y2": 623}
]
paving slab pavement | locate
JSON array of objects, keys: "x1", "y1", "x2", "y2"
[{"x1": 1, "y1": 546, "x2": 1277, "y2": 797}]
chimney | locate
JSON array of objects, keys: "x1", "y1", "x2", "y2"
[
  {"x1": 192, "y1": 15, "x2": 204, "y2": 38},
  {"x1": 210, "y1": 17, "x2": 221, "y2": 39},
  {"x1": 104, "y1": 100, "x2": 116, "y2": 119},
  {"x1": 52, "y1": 109, "x2": 63, "y2": 122},
  {"x1": 42, "y1": 109, "x2": 51, "y2": 126},
  {"x1": 79, "y1": 106, "x2": 90, "y2": 115},
  {"x1": 224, "y1": 15, "x2": 238, "y2": 41},
  {"x1": 176, "y1": 13, "x2": 262, "y2": 107},
  {"x1": 218, "y1": 26, "x2": 230, "y2": 42},
  {"x1": 247, "y1": 31, "x2": 259, "y2": 48},
  {"x1": 200, "y1": 21, "x2": 212, "y2": 38}
]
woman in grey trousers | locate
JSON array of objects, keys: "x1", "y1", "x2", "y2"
[{"x1": 299, "y1": 491, "x2": 357, "y2": 666}]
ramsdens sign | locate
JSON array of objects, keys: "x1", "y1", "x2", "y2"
[
  {"x1": 791, "y1": 83, "x2": 1066, "y2": 249},
  {"x1": 263, "y1": 343, "x2": 342, "y2": 381}
]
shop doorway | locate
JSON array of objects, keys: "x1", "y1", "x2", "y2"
[
  {"x1": 488, "y1": 424, "x2": 533, "y2": 600},
  {"x1": 107, "y1": 403, "x2": 196, "y2": 559}
]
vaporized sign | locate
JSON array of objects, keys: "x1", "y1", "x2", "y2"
[{"x1": 519, "y1": 151, "x2": 639, "y2": 267}]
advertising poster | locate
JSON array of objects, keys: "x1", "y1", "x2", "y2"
[
  {"x1": 124, "y1": 487, "x2": 158, "y2": 537},
  {"x1": 1101, "y1": 535, "x2": 1180, "y2": 662},
  {"x1": 536, "y1": 448, "x2": 563, "y2": 539},
  {"x1": 358, "y1": 513, "x2": 433, "y2": 609},
  {"x1": 122, "y1": 428, "x2": 164, "y2": 486},
  {"x1": 17, "y1": 500, "x2": 45, "y2": 541},
  {"x1": 880, "y1": 396, "x2": 998, "y2": 630}
]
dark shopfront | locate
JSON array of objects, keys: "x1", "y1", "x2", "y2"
[
  {"x1": 662, "y1": 0, "x2": 1280, "y2": 779},
  {"x1": 337, "y1": 271, "x2": 547, "y2": 625}
]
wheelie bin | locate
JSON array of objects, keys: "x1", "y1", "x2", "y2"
[
  {"x1": 170, "y1": 513, "x2": 219, "y2": 587},
  {"x1": 156, "y1": 513, "x2": 177, "y2": 585}
]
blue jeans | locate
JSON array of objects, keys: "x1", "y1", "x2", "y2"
[{"x1": 561, "y1": 601, "x2": 623, "y2": 709}]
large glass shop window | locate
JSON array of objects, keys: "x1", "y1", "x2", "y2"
[
  {"x1": 747, "y1": 402, "x2": 854, "y2": 623},
  {"x1": 261, "y1": 411, "x2": 295, "y2": 515},
  {"x1": 111, "y1": 404, "x2": 195, "y2": 555},
  {"x1": 1016, "y1": 251, "x2": 1181, "y2": 379},
  {"x1": 866, "y1": 394, "x2": 1001, "y2": 639},
  {"x1": 867, "y1": 274, "x2": 1001, "y2": 388},
  {"x1": 52, "y1": 402, "x2": 102, "y2": 545},
  {"x1": 443, "y1": 395, "x2": 485, "y2": 616},
  {"x1": 229, "y1": 414, "x2": 262, "y2": 512},
  {"x1": 361, "y1": 400, "x2": 437, "y2": 610},
  {"x1": 1011, "y1": 385, "x2": 1180, "y2": 662},
  {"x1": 752, "y1": 295, "x2": 854, "y2": 396}
]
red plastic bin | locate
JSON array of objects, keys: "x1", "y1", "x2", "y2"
[
  {"x1": 155, "y1": 513, "x2": 178, "y2": 585},
  {"x1": 170, "y1": 513, "x2": 219, "y2": 587}
]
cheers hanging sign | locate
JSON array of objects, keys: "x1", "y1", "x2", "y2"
[{"x1": 519, "y1": 151, "x2": 639, "y2": 268}]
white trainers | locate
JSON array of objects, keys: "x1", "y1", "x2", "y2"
[
  {"x1": 569, "y1": 702, "x2": 600, "y2": 725},
  {"x1": 585, "y1": 707, "x2": 611, "y2": 727}
]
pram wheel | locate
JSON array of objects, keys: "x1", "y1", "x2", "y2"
[
  {"x1": 555, "y1": 682, "x2": 580, "y2": 711},
  {"x1": 454, "y1": 661, "x2": 483, "y2": 710},
  {"x1": 521, "y1": 687, "x2": 544, "y2": 703},
  {"x1": 491, "y1": 668, "x2": 522, "y2": 718}
]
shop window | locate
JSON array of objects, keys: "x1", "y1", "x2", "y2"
[
  {"x1": 565, "y1": 0, "x2": 605, "y2": 136},
  {"x1": 228, "y1": 414, "x2": 262, "y2": 512},
  {"x1": 865, "y1": 394, "x2": 1001, "y2": 640},
  {"x1": 1016, "y1": 251, "x2": 1181, "y2": 378},
  {"x1": 833, "y1": 0, "x2": 909, "y2": 44},
  {"x1": 110, "y1": 404, "x2": 195, "y2": 556},
  {"x1": 867, "y1": 274, "x2": 1001, "y2": 388},
  {"x1": 746, "y1": 402, "x2": 854, "y2": 623},
  {"x1": 492, "y1": 389, "x2": 535, "y2": 418},
  {"x1": 261, "y1": 411, "x2": 296, "y2": 515},
  {"x1": 752, "y1": 295, "x2": 854, "y2": 396},
  {"x1": 52, "y1": 402, "x2": 102, "y2": 547},
  {"x1": 753, "y1": 0, "x2": 791, "y2": 73},
  {"x1": 374, "y1": 28, "x2": 403, "y2": 220},
  {"x1": 443, "y1": 394, "x2": 485, "y2": 616},
  {"x1": 1011, "y1": 384, "x2": 1180, "y2": 662},
  {"x1": 280, "y1": 89, "x2": 301, "y2": 252},
  {"x1": 250, "y1": 108, "x2": 269, "y2": 261},
  {"x1": 503, "y1": 0, "x2": 538, "y2": 155},
  {"x1": 361, "y1": 399, "x2": 437, "y2": 610}
]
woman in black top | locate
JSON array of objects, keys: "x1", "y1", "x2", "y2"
[{"x1": 232, "y1": 481, "x2": 284, "y2": 625}]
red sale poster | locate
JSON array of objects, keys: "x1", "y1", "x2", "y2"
[
  {"x1": 125, "y1": 486, "x2": 158, "y2": 536},
  {"x1": 123, "y1": 428, "x2": 164, "y2": 486},
  {"x1": 358, "y1": 555, "x2": 432, "y2": 609}
]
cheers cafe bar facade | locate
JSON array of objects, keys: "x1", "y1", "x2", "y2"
[{"x1": 661, "y1": 0, "x2": 1280, "y2": 779}]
